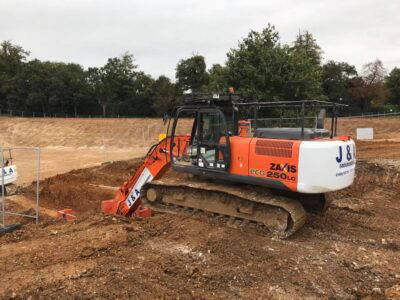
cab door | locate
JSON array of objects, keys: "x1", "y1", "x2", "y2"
[
  {"x1": 170, "y1": 108, "x2": 231, "y2": 172},
  {"x1": 196, "y1": 109, "x2": 230, "y2": 171}
]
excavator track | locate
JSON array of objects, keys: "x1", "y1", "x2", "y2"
[{"x1": 141, "y1": 176, "x2": 309, "y2": 239}]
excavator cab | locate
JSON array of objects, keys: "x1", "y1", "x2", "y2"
[{"x1": 170, "y1": 107, "x2": 231, "y2": 173}]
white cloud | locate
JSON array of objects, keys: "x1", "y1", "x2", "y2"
[{"x1": 1, "y1": 0, "x2": 399, "y2": 78}]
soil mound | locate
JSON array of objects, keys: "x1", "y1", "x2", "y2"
[{"x1": 23, "y1": 158, "x2": 143, "y2": 213}]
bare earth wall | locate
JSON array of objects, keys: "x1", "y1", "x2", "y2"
[{"x1": 1, "y1": 116, "x2": 400, "y2": 183}]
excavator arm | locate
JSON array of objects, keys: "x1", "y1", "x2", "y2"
[{"x1": 101, "y1": 135, "x2": 189, "y2": 216}]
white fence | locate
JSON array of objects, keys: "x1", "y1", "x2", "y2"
[
  {"x1": 0, "y1": 108, "x2": 141, "y2": 119},
  {"x1": 2, "y1": 107, "x2": 400, "y2": 120},
  {"x1": 342, "y1": 111, "x2": 400, "y2": 118}
]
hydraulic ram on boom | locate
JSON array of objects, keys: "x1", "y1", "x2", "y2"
[{"x1": 102, "y1": 136, "x2": 189, "y2": 216}]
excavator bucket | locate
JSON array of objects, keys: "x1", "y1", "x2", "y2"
[
  {"x1": 101, "y1": 199, "x2": 118, "y2": 214},
  {"x1": 102, "y1": 197, "x2": 150, "y2": 218},
  {"x1": 102, "y1": 188, "x2": 142, "y2": 216}
]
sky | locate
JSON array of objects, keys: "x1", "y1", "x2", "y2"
[{"x1": 1, "y1": 0, "x2": 399, "y2": 79}]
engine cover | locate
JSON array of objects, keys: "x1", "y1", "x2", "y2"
[{"x1": 297, "y1": 139, "x2": 356, "y2": 193}]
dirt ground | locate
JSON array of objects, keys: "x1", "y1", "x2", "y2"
[
  {"x1": 336, "y1": 117, "x2": 400, "y2": 141},
  {"x1": 356, "y1": 141, "x2": 400, "y2": 160},
  {"x1": 1, "y1": 117, "x2": 400, "y2": 299},
  {"x1": 1, "y1": 158, "x2": 400, "y2": 299}
]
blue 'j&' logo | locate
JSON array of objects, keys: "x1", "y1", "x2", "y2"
[{"x1": 336, "y1": 145, "x2": 352, "y2": 163}]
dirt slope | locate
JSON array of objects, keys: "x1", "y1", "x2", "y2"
[
  {"x1": 0, "y1": 117, "x2": 166, "y2": 149},
  {"x1": 1, "y1": 116, "x2": 400, "y2": 149},
  {"x1": 336, "y1": 117, "x2": 400, "y2": 140},
  {"x1": 0, "y1": 117, "x2": 162, "y2": 183}
]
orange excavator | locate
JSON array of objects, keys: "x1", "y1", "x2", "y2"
[{"x1": 102, "y1": 94, "x2": 356, "y2": 238}]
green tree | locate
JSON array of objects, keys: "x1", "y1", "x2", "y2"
[
  {"x1": 287, "y1": 30, "x2": 325, "y2": 100},
  {"x1": 125, "y1": 71, "x2": 154, "y2": 117},
  {"x1": 386, "y1": 67, "x2": 400, "y2": 105},
  {"x1": 285, "y1": 47, "x2": 324, "y2": 100},
  {"x1": 0, "y1": 41, "x2": 29, "y2": 81},
  {"x1": 322, "y1": 61, "x2": 357, "y2": 103},
  {"x1": 150, "y1": 75, "x2": 176, "y2": 116},
  {"x1": 22, "y1": 60, "x2": 55, "y2": 113},
  {"x1": 293, "y1": 31, "x2": 323, "y2": 67},
  {"x1": 226, "y1": 24, "x2": 324, "y2": 101},
  {"x1": 0, "y1": 40, "x2": 159, "y2": 117},
  {"x1": 87, "y1": 66, "x2": 108, "y2": 116},
  {"x1": 206, "y1": 64, "x2": 229, "y2": 93},
  {"x1": 18, "y1": 60, "x2": 89, "y2": 115},
  {"x1": 87, "y1": 53, "x2": 139, "y2": 116},
  {"x1": 54, "y1": 63, "x2": 88, "y2": 116},
  {"x1": 226, "y1": 24, "x2": 290, "y2": 100},
  {"x1": 176, "y1": 55, "x2": 208, "y2": 92},
  {"x1": 0, "y1": 41, "x2": 30, "y2": 110}
]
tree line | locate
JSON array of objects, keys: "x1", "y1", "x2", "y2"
[{"x1": 0, "y1": 24, "x2": 399, "y2": 117}]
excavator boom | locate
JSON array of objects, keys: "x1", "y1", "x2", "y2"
[{"x1": 102, "y1": 136, "x2": 188, "y2": 216}]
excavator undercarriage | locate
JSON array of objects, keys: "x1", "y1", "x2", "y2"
[{"x1": 143, "y1": 177, "x2": 307, "y2": 238}]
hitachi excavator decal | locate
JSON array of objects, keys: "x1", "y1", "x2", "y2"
[{"x1": 269, "y1": 163, "x2": 297, "y2": 173}]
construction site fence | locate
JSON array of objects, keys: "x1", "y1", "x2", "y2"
[
  {"x1": 1, "y1": 108, "x2": 400, "y2": 119},
  {"x1": 0, "y1": 109, "x2": 147, "y2": 119},
  {"x1": 341, "y1": 111, "x2": 400, "y2": 118}
]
